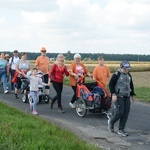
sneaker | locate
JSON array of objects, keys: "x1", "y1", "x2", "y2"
[
  {"x1": 118, "y1": 130, "x2": 128, "y2": 137},
  {"x1": 108, "y1": 119, "x2": 114, "y2": 132},
  {"x1": 69, "y1": 102, "x2": 76, "y2": 108},
  {"x1": 58, "y1": 106, "x2": 65, "y2": 113},
  {"x1": 15, "y1": 94, "x2": 19, "y2": 99},
  {"x1": 32, "y1": 110, "x2": 38, "y2": 115},
  {"x1": 4, "y1": 90, "x2": 9, "y2": 94},
  {"x1": 30, "y1": 103, "x2": 33, "y2": 111},
  {"x1": 50, "y1": 100, "x2": 54, "y2": 109}
]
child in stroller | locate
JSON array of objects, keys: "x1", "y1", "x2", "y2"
[
  {"x1": 75, "y1": 75, "x2": 111, "y2": 117},
  {"x1": 21, "y1": 69, "x2": 50, "y2": 104}
]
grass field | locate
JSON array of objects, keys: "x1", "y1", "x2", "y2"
[{"x1": 0, "y1": 102, "x2": 99, "y2": 150}]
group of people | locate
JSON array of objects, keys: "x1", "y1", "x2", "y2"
[{"x1": 0, "y1": 47, "x2": 135, "y2": 137}]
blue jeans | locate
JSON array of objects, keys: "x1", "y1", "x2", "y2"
[
  {"x1": 30, "y1": 91, "x2": 39, "y2": 111},
  {"x1": 0, "y1": 73, "x2": 7, "y2": 92}
]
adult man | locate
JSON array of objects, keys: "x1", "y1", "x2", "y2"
[
  {"x1": 108, "y1": 60, "x2": 135, "y2": 137},
  {"x1": 35, "y1": 47, "x2": 50, "y2": 95},
  {"x1": 9, "y1": 50, "x2": 20, "y2": 93},
  {"x1": 93, "y1": 56, "x2": 111, "y2": 88}
]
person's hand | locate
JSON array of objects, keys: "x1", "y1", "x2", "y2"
[
  {"x1": 47, "y1": 82, "x2": 51, "y2": 86},
  {"x1": 131, "y1": 96, "x2": 135, "y2": 103},
  {"x1": 112, "y1": 95, "x2": 117, "y2": 102}
]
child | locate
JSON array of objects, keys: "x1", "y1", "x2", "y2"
[{"x1": 22, "y1": 68, "x2": 50, "y2": 115}]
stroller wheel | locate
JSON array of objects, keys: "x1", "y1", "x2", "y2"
[
  {"x1": 22, "y1": 94, "x2": 27, "y2": 103},
  {"x1": 44, "y1": 95, "x2": 49, "y2": 103},
  {"x1": 28, "y1": 95, "x2": 33, "y2": 104},
  {"x1": 76, "y1": 98, "x2": 87, "y2": 117}
]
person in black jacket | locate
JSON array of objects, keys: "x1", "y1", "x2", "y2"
[{"x1": 108, "y1": 60, "x2": 135, "y2": 137}]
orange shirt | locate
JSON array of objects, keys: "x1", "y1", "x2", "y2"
[
  {"x1": 93, "y1": 65, "x2": 111, "y2": 87},
  {"x1": 35, "y1": 55, "x2": 50, "y2": 74},
  {"x1": 69, "y1": 61, "x2": 89, "y2": 86}
]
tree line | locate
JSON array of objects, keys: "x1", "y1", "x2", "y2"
[{"x1": 2, "y1": 51, "x2": 150, "y2": 61}]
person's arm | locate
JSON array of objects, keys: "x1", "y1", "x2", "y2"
[
  {"x1": 64, "y1": 65, "x2": 69, "y2": 76},
  {"x1": 109, "y1": 74, "x2": 118, "y2": 102},
  {"x1": 38, "y1": 77, "x2": 50, "y2": 86},
  {"x1": 109, "y1": 74, "x2": 118, "y2": 94},
  {"x1": 15, "y1": 60, "x2": 22, "y2": 74}
]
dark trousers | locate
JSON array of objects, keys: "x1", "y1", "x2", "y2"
[
  {"x1": 10, "y1": 69, "x2": 16, "y2": 91},
  {"x1": 111, "y1": 97, "x2": 131, "y2": 130},
  {"x1": 70, "y1": 86, "x2": 77, "y2": 104},
  {"x1": 43, "y1": 74, "x2": 49, "y2": 89},
  {"x1": 52, "y1": 81, "x2": 63, "y2": 107}
]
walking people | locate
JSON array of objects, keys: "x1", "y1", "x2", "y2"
[
  {"x1": 4, "y1": 54, "x2": 10, "y2": 90},
  {"x1": 22, "y1": 68, "x2": 50, "y2": 115},
  {"x1": 93, "y1": 56, "x2": 111, "y2": 88},
  {"x1": 0, "y1": 53, "x2": 9, "y2": 93},
  {"x1": 69, "y1": 53, "x2": 91, "y2": 108},
  {"x1": 35, "y1": 47, "x2": 50, "y2": 96},
  {"x1": 49, "y1": 54, "x2": 69, "y2": 113},
  {"x1": 14, "y1": 52, "x2": 30, "y2": 99},
  {"x1": 108, "y1": 60, "x2": 135, "y2": 136},
  {"x1": 8, "y1": 50, "x2": 20, "y2": 93}
]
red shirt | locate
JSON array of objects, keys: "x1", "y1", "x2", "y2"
[{"x1": 49, "y1": 63, "x2": 69, "y2": 83}]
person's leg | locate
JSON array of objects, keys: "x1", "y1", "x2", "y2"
[
  {"x1": 108, "y1": 97, "x2": 124, "y2": 132},
  {"x1": 43, "y1": 74, "x2": 50, "y2": 95},
  {"x1": 1, "y1": 73, "x2": 7, "y2": 93},
  {"x1": 70, "y1": 86, "x2": 77, "y2": 103},
  {"x1": 52, "y1": 81, "x2": 62, "y2": 107},
  {"x1": 30, "y1": 91, "x2": 39, "y2": 114},
  {"x1": 119, "y1": 97, "x2": 131, "y2": 130},
  {"x1": 11, "y1": 69, "x2": 15, "y2": 91},
  {"x1": 15, "y1": 77, "x2": 21, "y2": 98}
]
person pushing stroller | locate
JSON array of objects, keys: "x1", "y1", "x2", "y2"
[{"x1": 22, "y1": 68, "x2": 50, "y2": 115}]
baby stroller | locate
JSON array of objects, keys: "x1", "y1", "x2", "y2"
[
  {"x1": 21, "y1": 70, "x2": 50, "y2": 104},
  {"x1": 75, "y1": 76, "x2": 111, "y2": 117}
]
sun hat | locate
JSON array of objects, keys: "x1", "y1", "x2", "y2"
[
  {"x1": 4, "y1": 54, "x2": 10, "y2": 58},
  {"x1": 120, "y1": 61, "x2": 131, "y2": 69},
  {"x1": 41, "y1": 47, "x2": 46, "y2": 52},
  {"x1": 74, "y1": 53, "x2": 81, "y2": 59}
]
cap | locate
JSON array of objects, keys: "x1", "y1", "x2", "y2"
[
  {"x1": 120, "y1": 61, "x2": 131, "y2": 69},
  {"x1": 4, "y1": 54, "x2": 10, "y2": 58},
  {"x1": 14, "y1": 50, "x2": 18, "y2": 53},
  {"x1": 41, "y1": 47, "x2": 46, "y2": 52},
  {"x1": 74, "y1": 53, "x2": 81, "y2": 59}
]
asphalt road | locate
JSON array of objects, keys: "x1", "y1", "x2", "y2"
[{"x1": 0, "y1": 85, "x2": 150, "y2": 150}]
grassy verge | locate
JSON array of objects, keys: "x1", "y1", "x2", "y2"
[
  {"x1": 0, "y1": 102, "x2": 99, "y2": 150},
  {"x1": 134, "y1": 87, "x2": 150, "y2": 103}
]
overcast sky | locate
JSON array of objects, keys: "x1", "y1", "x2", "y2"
[{"x1": 0, "y1": 0, "x2": 150, "y2": 54}]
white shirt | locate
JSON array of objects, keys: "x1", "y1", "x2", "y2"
[{"x1": 9, "y1": 56, "x2": 20, "y2": 70}]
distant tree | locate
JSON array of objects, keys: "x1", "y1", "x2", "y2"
[{"x1": 66, "y1": 50, "x2": 72, "y2": 60}]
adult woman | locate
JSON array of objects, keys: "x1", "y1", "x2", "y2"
[
  {"x1": 69, "y1": 53, "x2": 91, "y2": 108},
  {"x1": 14, "y1": 52, "x2": 30, "y2": 99},
  {"x1": 49, "y1": 54, "x2": 69, "y2": 113},
  {"x1": 0, "y1": 53, "x2": 9, "y2": 93}
]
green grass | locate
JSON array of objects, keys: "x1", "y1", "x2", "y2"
[
  {"x1": 134, "y1": 87, "x2": 150, "y2": 103},
  {"x1": 0, "y1": 102, "x2": 99, "y2": 150}
]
